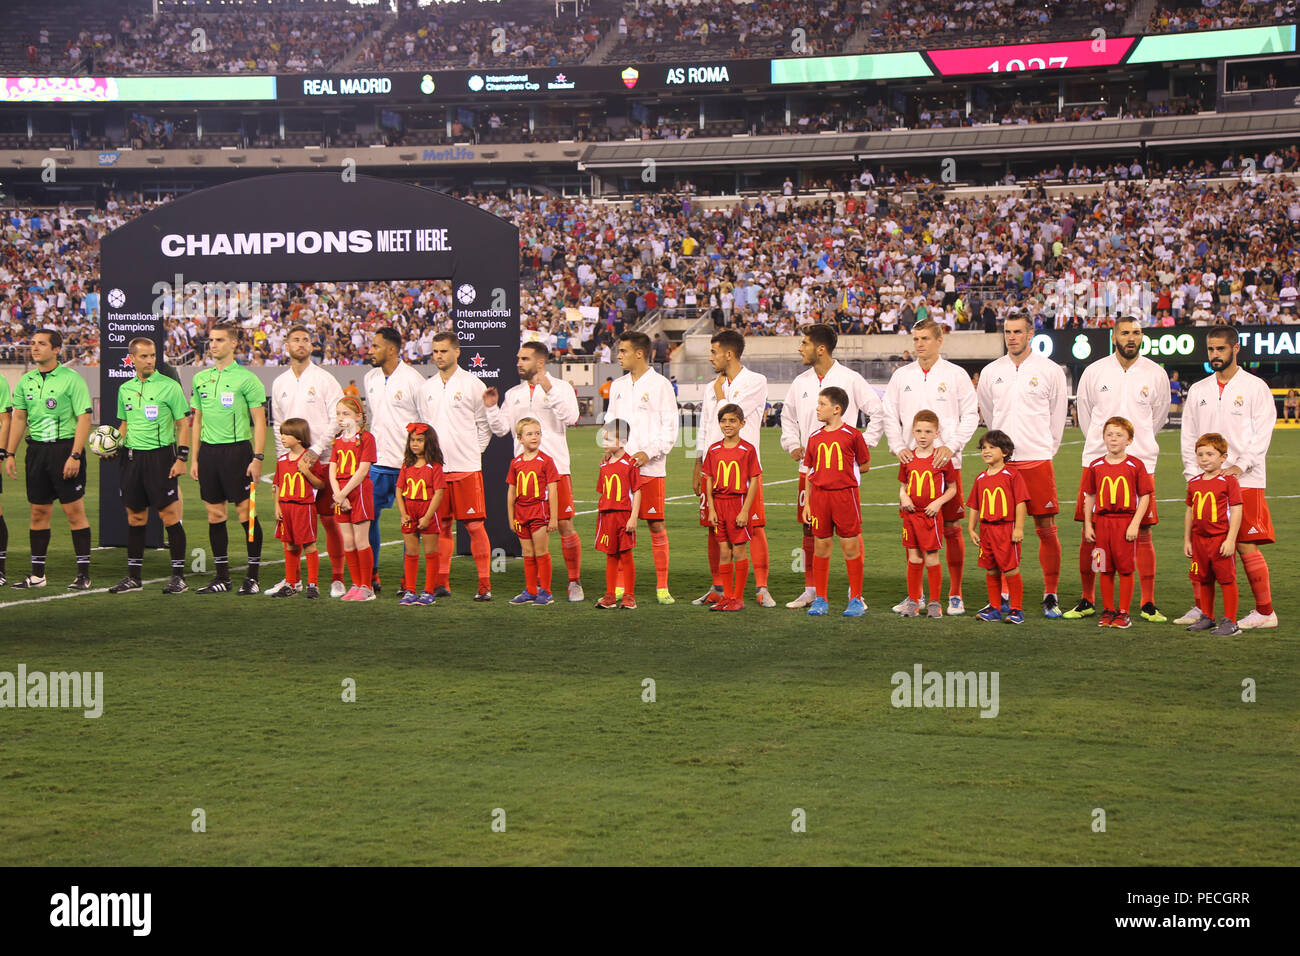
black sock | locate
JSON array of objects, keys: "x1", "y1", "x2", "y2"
[
  {"x1": 30, "y1": 528, "x2": 51, "y2": 578},
  {"x1": 242, "y1": 519, "x2": 263, "y2": 581},
  {"x1": 72, "y1": 526, "x2": 91, "y2": 576},
  {"x1": 166, "y1": 522, "x2": 187, "y2": 576},
  {"x1": 0, "y1": 513, "x2": 7, "y2": 576},
  {"x1": 210, "y1": 521, "x2": 230, "y2": 579},
  {"x1": 127, "y1": 524, "x2": 146, "y2": 581}
]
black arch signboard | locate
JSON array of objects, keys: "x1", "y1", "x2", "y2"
[{"x1": 98, "y1": 171, "x2": 520, "y2": 554}]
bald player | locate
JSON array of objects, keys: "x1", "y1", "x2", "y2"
[
  {"x1": 977, "y1": 312, "x2": 1069, "y2": 617},
  {"x1": 779, "y1": 323, "x2": 884, "y2": 609},
  {"x1": 1066, "y1": 316, "x2": 1171, "y2": 622}
]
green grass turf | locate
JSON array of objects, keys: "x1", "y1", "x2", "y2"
[{"x1": 0, "y1": 426, "x2": 1296, "y2": 865}]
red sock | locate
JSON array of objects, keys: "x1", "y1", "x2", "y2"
[
  {"x1": 719, "y1": 561, "x2": 734, "y2": 599},
  {"x1": 750, "y1": 528, "x2": 769, "y2": 588},
  {"x1": 1099, "y1": 573, "x2": 1115, "y2": 613},
  {"x1": 650, "y1": 530, "x2": 669, "y2": 590},
  {"x1": 1222, "y1": 581, "x2": 1239, "y2": 621},
  {"x1": 985, "y1": 572, "x2": 1002, "y2": 610},
  {"x1": 305, "y1": 550, "x2": 319, "y2": 586},
  {"x1": 708, "y1": 531, "x2": 722, "y2": 587},
  {"x1": 523, "y1": 554, "x2": 538, "y2": 594},
  {"x1": 927, "y1": 563, "x2": 942, "y2": 604},
  {"x1": 1137, "y1": 531, "x2": 1156, "y2": 606},
  {"x1": 943, "y1": 525, "x2": 964, "y2": 597},
  {"x1": 1118, "y1": 572, "x2": 1134, "y2": 614},
  {"x1": 537, "y1": 554, "x2": 553, "y2": 593},
  {"x1": 1241, "y1": 551, "x2": 1273, "y2": 615},
  {"x1": 424, "y1": 552, "x2": 440, "y2": 592},
  {"x1": 1199, "y1": 582, "x2": 1216, "y2": 618},
  {"x1": 285, "y1": 547, "x2": 301, "y2": 586},
  {"x1": 322, "y1": 515, "x2": 344, "y2": 582},
  {"x1": 846, "y1": 553, "x2": 863, "y2": 600},
  {"x1": 1007, "y1": 573, "x2": 1023, "y2": 611},
  {"x1": 468, "y1": 521, "x2": 491, "y2": 589},
  {"x1": 560, "y1": 532, "x2": 582, "y2": 582},
  {"x1": 403, "y1": 552, "x2": 418, "y2": 592},
  {"x1": 437, "y1": 528, "x2": 454, "y2": 588},
  {"x1": 813, "y1": 553, "x2": 830, "y2": 599},
  {"x1": 1036, "y1": 524, "x2": 1061, "y2": 594},
  {"x1": 1079, "y1": 536, "x2": 1096, "y2": 603},
  {"x1": 605, "y1": 554, "x2": 619, "y2": 597},
  {"x1": 803, "y1": 534, "x2": 815, "y2": 588},
  {"x1": 907, "y1": 561, "x2": 923, "y2": 602},
  {"x1": 345, "y1": 548, "x2": 361, "y2": 587},
  {"x1": 356, "y1": 546, "x2": 373, "y2": 588},
  {"x1": 733, "y1": 559, "x2": 748, "y2": 601},
  {"x1": 620, "y1": 551, "x2": 636, "y2": 599}
]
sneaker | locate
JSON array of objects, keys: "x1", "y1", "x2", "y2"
[
  {"x1": 13, "y1": 575, "x2": 46, "y2": 589},
  {"x1": 357, "y1": 587, "x2": 376, "y2": 602},
  {"x1": 1062, "y1": 599, "x2": 1095, "y2": 619},
  {"x1": 1098, "y1": 610, "x2": 1116, "y2": 628},
  {"x1": 197, "y1": 576, "x2": 232, "y2": 594},
  {"x1": 415, "y1": 591, "x2": 436, "y2": 606},
  {"x1": 842, "y1": 596, "x2": 867, "y2": 618},
  {"x1": 329, "y1": 580, "x2": 347, "y2": 598},
  {"x1": 432, "y1": 586, "x2": 452, "y2": 599},
  {"x1": 693, "y1": 585, "x2": 725, "y2": 606},
  {"x1": 237, "y1": 577, "x2": 260, "y2": 596},
  {"x1": 896, "y1": 598, "x2": 920, "y2": 617},
  {"x1": 755, "y1": 587, "x2": 777, "y2": 608},
  {"x1": 1237, "y1": 610, "x2": 1279, "y2": 630},
  {"x1": 303, "y1": 584, "x2": 320, "y2": 599},
  {"x1": 66, "y1": 574, "x2": 92, "y2": 591},
  {"x1": 162, "y1": 575, "x2": 188, "y2": 595},
  {"x1": 509, "y1": 590, "x2": 537, "y2": 605},
  {"x1": 947, "y1": 595, "x2": 966, "y2": 616},
  {"x1": 1186, "y1": 616, "x2": 1216, "y2": 632},
  {"x1": 719, "y1": 597, "x2": 744, "y2": 611},
  {"x1": 595, "y1": 593, "x2": 619, "y2": 609},
  {"x1": 264, "y1": 578, "x2": 291, "y2": 596},
  {"x1": 395, "y1": 589, "x2": 412, "y2": 603},
  {"x1": 271, "y1": 584, "x2": 298, "y2": 598},
  {"x1": 534, "y1": 590, "x2": 555, "y2": 606},
  {"x1": 619, "y1": 596, "x2": 638, "y2": 610},
  {"x1": 0, "y1": 575, "x2": 6, "y2": 588},
  {"x1": 1212, "y1": 616, "x2": 1242, "y2": 637},
  {"x1": 108, "y1": 576, "x2": 143, "y2": 594},
  {"x1": 1110, "y1": 611, "x2": 1132, "y2": 629},
  {"x1": 1139, "y1": 602, "x2": 1167, "y2": 623},
  {"x1": 891, "y1": 596, "x2": 911, "y2": 613},
  {"x1": 708, "y1": 596, "x2": 732, "y2": 611},
  {"x1": 474, "y1": 588, "x2": 493, "y2": 602},
  {"x1": 807, "y1": 597, "x2": 829, "y2": 617},
  {"x1": 977, "y1": 605, "x2": 1001, "y2": 622},
  {"x1": 656, "y1": 588, "x2": 675, "y2": 605},
  {"x1": 927, "y1": 601, "x2": 944, "y2": 619},
  {"x1": 567, "y1": 580, "x2": 585, "y2": 602},
  {"x1": 400, "y1": 592, "x2": 420, "y2": 606},
  {"x1": 1173, "y1": 606, "x2": 1204, "y2": 626},
  {"x1": 1042, "y1": 593, "x2": 1063, "y2": 619},
  {"x1": 787, "y1": 589, "x2": 817, "y2": 609},
  {"x1": 1006, "y1": 609, "x2": 1025, "y2": 624}
]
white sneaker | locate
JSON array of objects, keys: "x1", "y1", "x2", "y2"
[
  {"x1": 1237, "y1": 610, "x2": 1278, "y2": 630},
  {"x1": 785, "y1": 588, "x2": 816, "y2": 609},
  {"x1": 755, "y1": 587, "x2": 777, "y2": 608},
  {"x1": 1173, "y1": 606, "x2": 1204, "y2": 626},
  {"x1": 567, "y1": 580, "x2": 585, "y2": 602},
  {"x1": 264, "y1": 578, "x2": 291, "y2": 596},
  {"x1": 891, "y1": 596, "x2": 911, "y2": 614},
  {"x1": 329, "y1": 580, "x2": 347, "y2": 598},
  {"x1": 947, "y1": 595, "x2": 966, "y2": 616}
]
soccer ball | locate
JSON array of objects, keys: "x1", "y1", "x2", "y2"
[
  {"x1": 106, "y1": 288, "x2": 126, "y2": 309},
  {"x1": 88, "y1": 425, "x2": 122, "y2": 457},
  {"x1": 456, "y1": 283, "x2": 477, "y2": 306}
]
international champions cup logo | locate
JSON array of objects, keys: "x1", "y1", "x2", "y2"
[{"x1": 456, "y1": 284, "x2": 477, "y2": 306}]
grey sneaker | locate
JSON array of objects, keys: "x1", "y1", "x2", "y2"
[
  {"x1": 891, "y1": 596, "x2": 911, "y2": 613},
  {"x1": 926, "y1": 600, "x2": 944, "y2": 618},
  {"x1": 898, "y1": 599, "x2": 920, "y2": 618},
  {"x1": 1186, "y1": 616, "x2": 1216, "y2": 632},
  {"x1": 755, "y1": 587, "x2": 777, "y2": 608},
  {"x1": 1212, "y1": 616, "x2": 1242, "y2": 637}
]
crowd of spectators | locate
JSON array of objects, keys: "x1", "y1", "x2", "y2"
[{"x1": 1147, "y1": 0, "x2": 1294, "y2": 34}]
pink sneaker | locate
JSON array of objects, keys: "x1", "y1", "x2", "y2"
[{"x1": 342, "y1": 586, "x2": 363, "y2": 601}]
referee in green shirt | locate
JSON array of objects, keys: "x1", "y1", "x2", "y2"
[
  {"x1": 0, "y1": 371, "x2": 10, "y2": 587},
  {"x1": 189, "y1": 321, "x2": 268, "y2": 594},
  {"x1": 107, "y1": 337, "x2": 192, "y2": 595},
  {"x1": 2, "y1": 329, "x2": 94, "y2": 589}
]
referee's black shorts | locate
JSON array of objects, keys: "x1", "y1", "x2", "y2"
[
  {"x1": 120, "y1": 446, "x2": 181, "y2": 512},
  {"x1": 198, "y1": 440, "x2": 253, "y2": 505},
  {"x1": 25, "y1": 439, "x2": 87, "y2": 506}
]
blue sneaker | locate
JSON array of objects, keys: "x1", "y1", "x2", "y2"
[
  {"x1": 842, "y1": 596, "x2": 867, "y2": 618},
  {"x1": 977, "y1": 605, "x2": 1002, "y2": 622},
  {"x1": 399, "y1": 591, "x2": 420, "y2": 606},
  {"x1": 1006, "y1": 609, "x2": 1025, "y2": 624},
  {"x1": 807, "y1": 597, "x2": 830, "y2": 617},
  {"x1": 533, "y1": 590, "x2": 554, "y2": 606},
  {"x1": 509, "y1": 591, "x2": 537, "y2": 605},
  {"x1": 415, "y1": 591, "x2": 436, "y2": 606},
  {"x1": 1000, "y1": 596, "x2": 1010, "y2": 615},
  {"x1": 1042, "y1": 593, "x2": 1063, "y2": 618}
]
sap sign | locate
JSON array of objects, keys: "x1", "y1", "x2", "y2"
[{"x1": 666, "y1": 65, "x2": 732, "y2": 85}]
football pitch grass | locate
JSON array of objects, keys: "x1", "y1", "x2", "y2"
[{"x1": 1, "y1": 426, "x2": 1296, "y2": 866}]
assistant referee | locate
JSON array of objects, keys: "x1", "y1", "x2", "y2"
[
  {"x1": 108, "y1": 337, "x2": 192, "y2": 595},
  {"x1": 2, "y1": 328, "x2": 94, "y2": 589}
]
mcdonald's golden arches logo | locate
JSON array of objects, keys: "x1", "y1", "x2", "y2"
[
  {"x1": 814, "y1": 441, "x2": 844, "y2": 472},
  {"x1": 335, "y1": 449, "x2": 358, "y2": 474},
  {"x1": 980, "y1": 486, "x2": 1008, "y2": 520},
  {"x1": 517, "y1": 471, "x2": 541, "y2": 499},
  {"x1": 714, "y1": 459, "x2": 742, "y2": 493},
  {"x1": 1098, "y1": 475, "x2": 1131, "y2": 509},
  {"x1": 1192, "y1": 490, "x2": 1218, "y2": 524},
  {"x1": 404, "y1": 477, "x2": 428, "y2": 500},
  {"x1": 1189, "y1": 560, "x2": 1200, "y2": 576},
  {"x1": 279, "y1": 471, "x2": 306, "y2": 499},
  {"x1": 602, "y1": 474, "x2": 623, "y2": 501},
  {"x1": 907, "y1": 470, "x2": 937, "y2": 500}
]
